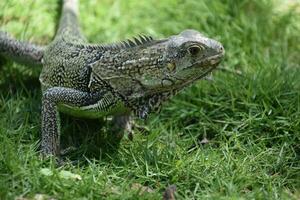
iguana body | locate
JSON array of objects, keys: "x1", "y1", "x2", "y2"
[{"x1": 0, "y1": 0, "x2": 225, "y2": 156}]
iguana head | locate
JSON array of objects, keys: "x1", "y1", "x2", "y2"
[
  {"x1": 160, "y1": 29, "x2": 224, "y2": 89},
  {"x1": 132, "y1": 29, "x2": 224, "y2": 117},
  {"x1": 90, "y1": 29, "x2": 225, "y2": 118}
]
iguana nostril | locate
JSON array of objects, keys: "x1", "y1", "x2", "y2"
[{"x1": 218, "y1": 46, "x2": 225, "y2": 55}]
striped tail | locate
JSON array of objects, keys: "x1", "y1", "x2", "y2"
[
  {"x1": 56, "y1": 0, "x2": 85, "y2": 42},
  {"x1": 0, "y1": 31, "x2": 44, "y2": 66}
]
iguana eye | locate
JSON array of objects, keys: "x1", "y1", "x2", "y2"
[{"x1": 188, "y1": 45, "x2": 203, "y2": 56}]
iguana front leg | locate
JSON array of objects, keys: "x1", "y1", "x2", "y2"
[{"x1": 41, "y1": 87, "x2": 102, "y2": 156}]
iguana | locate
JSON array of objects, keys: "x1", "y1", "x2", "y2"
[{"x1": 0, "y1": 0, "x2": 225, "y2": 157}]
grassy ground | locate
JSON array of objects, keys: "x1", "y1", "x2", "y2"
[{"x1": 0, "y1": 0, "x2": 300, "y2": 199}]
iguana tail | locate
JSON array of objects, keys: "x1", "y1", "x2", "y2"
[
  {"x1": 56, "y1": 0, "x2": 86, "y2": 42},
  {"x1": 0, "y1": 0, "x2": 83, "y2": 67},
  {"x1": 0, "y1": 31, "x2": 44, "y2": 66}
]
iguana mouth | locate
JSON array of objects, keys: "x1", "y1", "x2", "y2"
[
  {"x1": 188, "y1": 65, "x2": 217, "y2": 83},
  {"x1": 195, "y1": 54, "x2": 224, "y2": 68},
  {"x1": 180, "y1": 53, "x2": 223, "y2": 73},
  {"x1": 171, "y1": 55, "x2": 223, "y2": 89}
]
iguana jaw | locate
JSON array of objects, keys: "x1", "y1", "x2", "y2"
[{"x1": 185, "y1": 52, "x2": 224, "y2": 71}]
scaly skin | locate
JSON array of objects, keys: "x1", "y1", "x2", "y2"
[
  {"x1": 0, "y1": 0, "x2": 225, "y2": 157},
  {"x1": 0, "y1": 31, "x2": 44, "y2": 66}
]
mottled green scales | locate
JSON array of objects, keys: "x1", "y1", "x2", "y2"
[{"x1": 0, "y1": 0, "x2": 225, "y2": 156}]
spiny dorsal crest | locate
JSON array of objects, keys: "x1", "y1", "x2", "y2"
[
  {"x1": 101, "y1": 34, "x2": 154, "y2": 50},
  {"x1": 66, "y1": 34, "x2": 155, "y2": 52},
  {"x1": 84, "y1": 34, "x2": 155, "y2": 51}
]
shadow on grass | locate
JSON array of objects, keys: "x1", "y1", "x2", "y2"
[
  {"x1": 60, "y1": 114, "x2": 125, "y2": 164},
  {"x1": 0, "y1": 59, "x2": 41, "y2": 93}
]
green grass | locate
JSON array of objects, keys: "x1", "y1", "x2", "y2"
[{"x1": 0, "y1": 0, "x2": 300, "y2": 199}]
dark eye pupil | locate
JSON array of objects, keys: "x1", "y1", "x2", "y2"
[{"x1": 189, "y1": 46, "x2": 200, "y2": 55}]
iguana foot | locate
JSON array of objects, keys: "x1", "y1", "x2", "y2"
[
  {"x1": 60, "y1": 146, "x2": 77, "y2": 156},
  {"x1": 111, "y1": 115, "x2": 132, "y2": 140},
  {"x1": 111, "y1": 115, "x2": 150, "y2": 141},
  {"x1": 131, "y1": 121, "x2": 150, "y2": 136}
]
